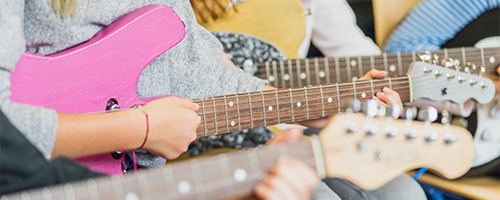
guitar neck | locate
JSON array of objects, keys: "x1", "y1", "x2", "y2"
[
  {"x1": 257, "y1": 47, "x2": 500, "y2": 88},
  {"x1": 4, "y1": 139, "x2": 319, "y2": 200},
  {"x1": 193, "y1": 77, "x2": 412, "y2": 137}
]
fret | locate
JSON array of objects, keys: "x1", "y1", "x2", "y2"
[
  {"x1": 388, "y1": 77, "x2": 393, "y2": 89},
  {"x1": 289, "y1": 88, "x2": 295, "y2": 122},
  {"x1": 248, "y1": 93, "x2": 254, "y2": 129},
  {"x1": 335, "y1": 57, "x2": 341, "y2": 82},
  {"x1": 136, "y1": 171, "x2": 151, "y2": 200},
  {"x1": 325, "y1": 57, "x2": 331, "y2": 83},
  {"x1": 261, "y1": 91, "x2": 267, "y2": 127},
  {"x1": 42, "y1": 187, "x2": 53, "y2": 200},
  {"x1": 201, "y1": 99, "x2": 207, "y2": 137},
  {"x1": 162, "y1": 166, "x2": 178, "y2": 199},
  {"x1": 370, "y1": 79, "x2": 374, "y2": 97},
  {"x1": 110, "y1": 176, "x2": 124, "y2": 200},
  {"x1": 314, "y1": 57, "x2": 320, "y2": 85},
  {"x1": 265, "y1": 62, "x2": 271, "y2": 83},
  {"x1": 358, "y1": 56, "x2": 363, "y2": 78},
  {"x1": 444, "y1": 48, "x2": 448, "y2": 57},
  {"x1": 305, "y1": 59, "x2": 311, "y2": 85},
  {"x1": 481, "y1": 48, "x2": 485, "y2": 67},
  {"x1": 21, "y1": 191, "x2": 31, "y2": 200},
  {"x1": 189, "y1": 160, "x2": 205, "y2": 199},
  {"x1": 272, "y1": 61, "x2": 278, "y2": 87},
  {"x1": 320, "y1": 85, "x2": 325, "y2": 117},
  {"x1": 246, "y1": 150, "x2": 260, "y2": 183},
  {"x1": 397, "y1": 52, "x2": 403, "y2": 75},
  {"x1": 461, "y1": 47, "x2": 466, "y2": 65},
  {"x1": 223, "y1": 96, "x2": 229, "y2": 133},
  {"x1": 86, "y1": 179, "x2": 99, "y2": 200},
  {"x1": 370, "y1": 55, "x2": 375, "y2": 69},
  {"x1": 217, "y1": 154, "x2": 235, "y2": 197},
  {"x1": 280, "y1": 61, "x2": 286, "y2": 88},
  {"x1": 274, "y1": 90, "x2": 280, "y2": 124},
  {"x1": 64, "y1": 183, "x2": 76, "y2": 200},
  {"x1": 212, "y1": 97, "x2": 218, "y2": 135},
  {"x1": 296, "y1": 60, "x2": 302, "y2": 86},
  {"x1": 235, "y1": 94, "x2": 241, "y2": 131},
  {"x1": 336, "y1": 83, "x2": 341, "y2": 114},
  {"x1": 288, "y1": 60, "x2": 294, "y2": 88},
  {"x1": 412, "y1": 51, "x2": 417, "y2": 62},
  {"x1": 352, "y1": 82, "x2": 357, "y2": 99},
  {"x1": 346, "y1": 56, "x2": 352, "y2": 81},
  {"x1": 304, "y1": 87, "x2": 310, "y2": 120},
  {"x1": 383, "y1": 53, "x2": 388, "y2": 72}
]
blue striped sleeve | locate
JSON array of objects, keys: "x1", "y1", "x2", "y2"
[{"x1": 383, "y1": 0, "x2": 500, "y2": 53}]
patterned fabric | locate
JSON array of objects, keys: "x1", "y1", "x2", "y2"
[
  {"x1": 189, "y1": 32, "x2": 285, "y2": 156},
  {"x1": 384, "y1": 0, "x2": 500, "y2": 53}
]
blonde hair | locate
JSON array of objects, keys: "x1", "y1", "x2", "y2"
[{"x1": 50, "y1": 0, "x2": 76, "y2": 18}]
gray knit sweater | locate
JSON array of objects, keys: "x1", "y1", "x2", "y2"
[{"x1": 0, "y1": 0, "x2": 266, "y2": 167}]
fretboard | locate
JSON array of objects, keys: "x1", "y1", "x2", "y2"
[
  {"x1": 3, "y1": 140, "x2": 318, "y2": 200},
  {"x1": 256, "y1": 47, "x2": 500, "y2": 88},
  {"x1": 193, "y1": 77, "x2": 412, "y2": 137}
]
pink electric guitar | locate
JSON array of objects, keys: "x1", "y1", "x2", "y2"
[{"x1": 10, "y1": 5, "x2": 186, "y2": 175}]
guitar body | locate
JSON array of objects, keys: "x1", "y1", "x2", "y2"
[
  {"x1": 193, "y1": 0, "x2": 306, "y2": 59},
  {"x1": 10, "y1": 5, "x2": 186, "y2": 175}
]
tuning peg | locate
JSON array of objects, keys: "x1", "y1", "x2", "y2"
[
  {"x1": 418, "y1": 51, "x2": 432, "y2": 62},
  {"x1": 417, "y1": 106, "x2": 438, "y2": 123},
  {"x1": 441, "y1": 110, "x2": 452, "y2": 125},
  {"x1": 383, "y1": 104, "x2": 401, "y2": 119},
  {"x1": 401, "y1": 106, "x2": 417, "y2": 120},
  {"x1": 344, "y1": 99, "x2": 361, "y2": 114},
  {"x1": 464, "y1": 62, "x2": 476, "y2": 73},
  {"x1": 479, "y1": 65, "x2": 486, "y2": 76},
  {"x1": 361, "y1": 99, "x2": 378, "y2": 118},
  {"x1": 441, "y1": 57, "x2": 454, "y2": 68},
  {"x1": 432, "y1": 54, "x2": 439, "y2": 64}
]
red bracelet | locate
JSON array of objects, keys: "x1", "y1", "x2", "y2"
[{"x1": 133, "y1": 105, "x2": 149, "y2": 149}]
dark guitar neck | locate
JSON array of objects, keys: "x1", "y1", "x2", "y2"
[
  {"x1": 256, "y1": 47, "x2": 500, "y2": 88},
  {"x1": 193, "y1": 77, "x2": 412, "y2": 137},
  {"x1": 3, "y1": 140, "x2": 319, "y2": 200}
]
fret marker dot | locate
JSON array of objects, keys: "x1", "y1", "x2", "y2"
[
  {"x1": 361, "y1": 92, "x2": 367, "y2": 98},
  {"x1": 300, "y1": 73, "x2": 307, "y2": 80},
  {"x1": 352, "y1": 76, "x2": 358, "y2": 81},
  {"x1": 490, "y1": 56, "x2": 496, "y2": 64},
  {"x1": 231, "y1": 121, "x2": 235, "y2": 126},
  {"x1": 125, "y1": 192, "x2": 140, "y2": 200},
  {"x1": 319, "y1": 71, "x2": 326, "y2": 78},
  {"x1": 268, "y1": 106, "x2": 273, "y2": 111},
  {"x1": 328, "y1": 97, "x2": 333, "y2": 103},
  {"x1": 297, "y1": 102, "x2": 302, "y2": 107},
  {"x1": 350, "y1": 60, "x2": 357, "y2": 67},
  {"x1": 390, "y1": 65, "x2": 396, "y2": 72},
  {"x1": 283, "y1": 74, "x2": 290, "y2": 80},
  {"x1": 268, "y1": 75, "x2": 276, "y2": 82},
  {"x1": 229, "y1": 101, "x2": 234, "y2": 107},
  {"x1": 233, "y1": 168, "x2": 248, "y2": 182},
  {"x1": 177, "y1": 181, "x2": 192, "y2": 194}
]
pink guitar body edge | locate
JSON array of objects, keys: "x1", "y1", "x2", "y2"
[{"x1": 10, "y1": 4, "x2": 186, "y2": 175}]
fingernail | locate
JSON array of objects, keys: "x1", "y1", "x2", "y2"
[
  {"x1": 383, "y1": 87, "x2": 391, "y2": 92},
  {"x1": 376, "y1": 92, "x2": 384, "y2": 96},
  {"x1": 381, "y1": 71, "x2": 388, "y2": 76},
  {"x1": 193, "y1": 103, "x2": 200, "y2": 110}
]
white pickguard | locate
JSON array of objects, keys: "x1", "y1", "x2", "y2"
[{"x1": 472, "y1": 37, "x2": 500, "y2": 167}]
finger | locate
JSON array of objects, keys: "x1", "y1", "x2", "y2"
[
  {"x1": 174, "y1": 98, "x2": 200, "y2": 111},
  {"x1": 259, "y1": 176, "x2": 298, "y2": 200},
  {"x1": 376, "y1": 88, "x2": 403, "y2": 116},
  {"x1": 267, "y1": 128, "x2": 303, "y2": 146},
  {"x1": 359, "y1": 69, "x2": 388, "y2": 80},
  {"x1": 269, "y1": 158, "x2": 319, "y2": 198}
]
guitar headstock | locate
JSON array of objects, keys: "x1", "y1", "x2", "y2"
[
  {"x1": 407, "y1": 61, "x2": 495, "y2": 104},
  {"x1": 318, "y1": 106, "x2": 474, "y2": 190}
]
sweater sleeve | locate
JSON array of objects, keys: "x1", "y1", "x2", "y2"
[
  {"x1": 384, "y1": 0, "x2": 500, "y2": 53},
  {"x1": 0, "y1": 0, "x2": 58, "y2": 160}
]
